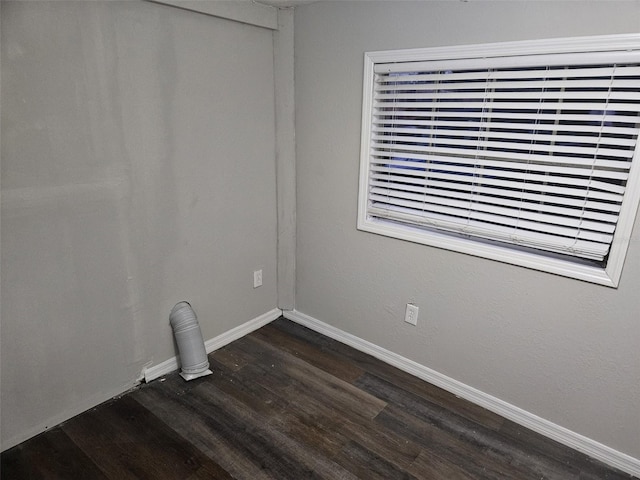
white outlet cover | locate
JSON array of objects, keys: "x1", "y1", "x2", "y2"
[
  {"x1": 253, "y1": 270, "x2": 263, "y2": 288},
  {"x1": 404, "y1": 303, "x2": 419, "y2": 325}
]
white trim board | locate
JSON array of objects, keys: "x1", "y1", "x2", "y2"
[
  {"x1": 283, "y1": 309, "x2": 640, "y2": 478},
  {"x1": 145, "y1": 0, "x2": 279, "y2": 30},
  {"x1": 144, "y1": 308, "x2": 282, "y2": 383}
]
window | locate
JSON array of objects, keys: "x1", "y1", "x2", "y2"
[{"x1": 358, "y1": 34, "x2": 640, "y2": 287}]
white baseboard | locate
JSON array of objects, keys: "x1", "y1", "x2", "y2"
[
  {"x1": 283, "y1": 309, "x2": 640, "y2": 478},
  {"x1": 144, "y1": 308, "x2": 282, "y2": 383}
]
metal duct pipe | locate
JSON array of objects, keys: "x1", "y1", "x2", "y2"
[{"x1": 169, "y1": 302, "x2": 213, "y2": 381}]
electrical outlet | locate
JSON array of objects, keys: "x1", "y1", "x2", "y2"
[
  {"x1": 404, "y1": 303, "x2": 419, "y2": 325},
  {"x1": 253, "y1": 270, "x2": 263, "y2": 288}
]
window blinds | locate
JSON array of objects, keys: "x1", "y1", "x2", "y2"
[{"x1": 365, "y1": 52, "x2": 640, "y2": 263}]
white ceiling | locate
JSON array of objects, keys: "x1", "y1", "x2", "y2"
[{"x1": 256, "y1": 0, "x2": 318, "y2": 7}]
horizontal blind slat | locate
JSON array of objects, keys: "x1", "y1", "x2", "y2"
[
  {"x1": 371, "y1": 154, "x2": 630, "y2": 181},
  {"x1": 372, "y1": 134, "x2": 635, "y2": 161},
  {"x1": 368, "y1": 206, "x2": 610, "y2": 260},
  {"x1": 375, "y1": 65, "x2": 640, "y2": 83},
  {"x1": 373, "y1": 119, "x2": 640, "y2": 136},
  {"x1": 374, "y1": 109, "x2": 640, "y2": 124},
  {"x1": 369, "y1": 176, "x2": 623, "y2": 213},
  {"x1": 375, "y1": 100, "x2": 640, "y2": 112},
  {"x1": 374, "y1": 56, "x2": 640, "y2": 75},
  {"x1": 368, "y1": 201, "x2": 612, "y2": 246},
  {"x1": 375, "y1": 90, "x2": 640, "y2": 102},
  {"x1": 370, "y1": 149, "x2": 632, "y2": 184},
  {"x1": 369, "y1": 189, "x2": 617, "y2": 232},
  {"x1": 375, "y1": 78, "x2": 640, "y2": 92},
  {"x1": 370, "y1": 165, "x2": 626, "y2": 200},
  {"x1": 372, "y1": 126, "x2": 638, "y2": 147},
  {"x1": 370, "y1": 194, "x2": 604, "y2": 236},
  {"x1": 370, "y1": 161, "x2": 626, "y2": 194}
]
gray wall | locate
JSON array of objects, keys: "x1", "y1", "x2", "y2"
[
  {"x1": 1, "y1": 1, "x2": 278, "y2": 448},
  {"x1": 294, "y1": 1, "x2": 640, "y2": 458},
  {"x1": 3, "y1": 0, "x2": 639, "y2": 461}
]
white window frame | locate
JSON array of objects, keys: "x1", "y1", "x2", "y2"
[{"x1": 357, "y1": 34, "x2": 640, "y2": 287}]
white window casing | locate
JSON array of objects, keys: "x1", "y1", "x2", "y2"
[{"x1": 357, "y1": 34, "x2": 640, "y2": 287}]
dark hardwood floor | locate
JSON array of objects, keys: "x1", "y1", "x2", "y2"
[{"x1": 2, "y1": 317, "x2": 636, "y2": 479}]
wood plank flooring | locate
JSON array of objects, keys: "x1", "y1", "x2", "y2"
[{"x1": 2, "y1": 317, "x2": 636, "y2": 479}]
